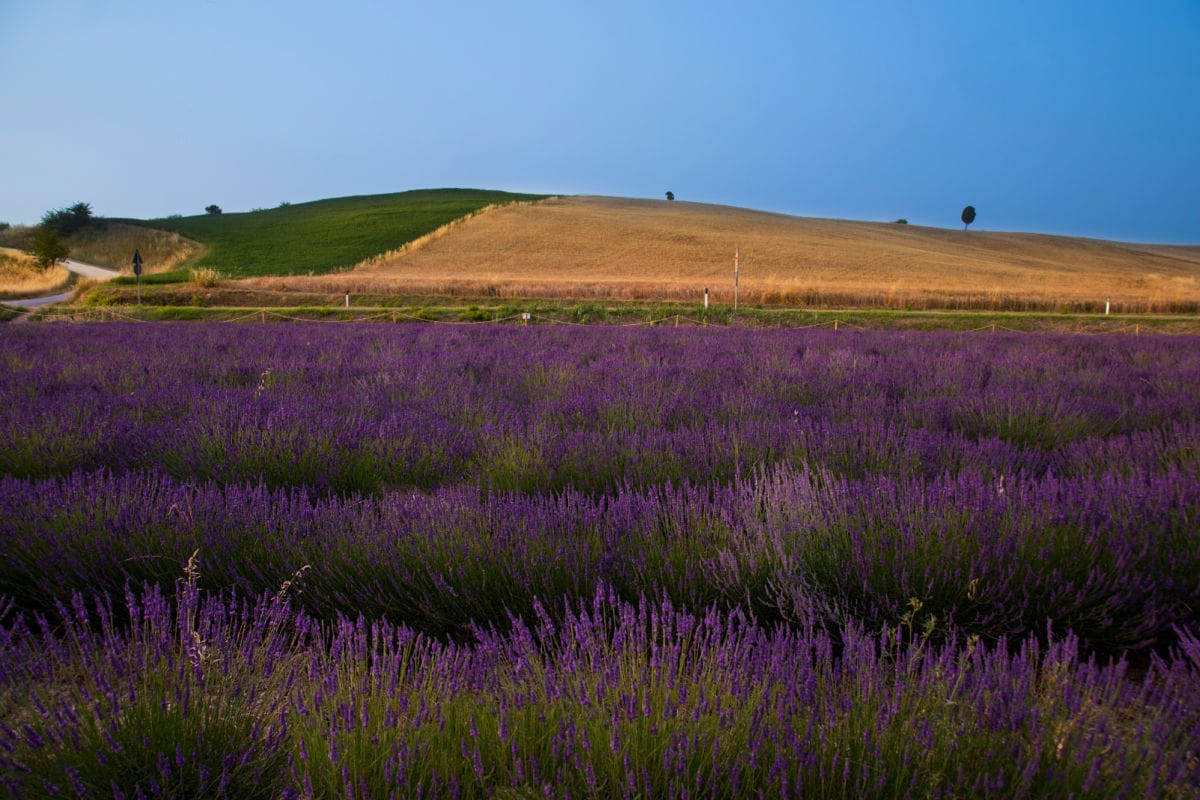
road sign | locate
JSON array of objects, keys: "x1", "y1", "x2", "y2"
[{"x1": 132, "y1": 249, "x2": 143, "y2": 305}]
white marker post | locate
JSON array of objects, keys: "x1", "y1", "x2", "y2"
[
  {"x1": 1105, "y1": 298, "x2": 1110, "y2": 316},
  {"x1": 704, "y1": 287, "x2": 709, "y2": 309}
]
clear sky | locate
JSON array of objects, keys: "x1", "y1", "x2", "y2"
[{"x1": 2, "y1": 1, "x2": 1197, "y2": 243}]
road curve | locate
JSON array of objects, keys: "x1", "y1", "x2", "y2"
[{"x1": 5, "y1": 259, "x2": 120, "y2": 308}]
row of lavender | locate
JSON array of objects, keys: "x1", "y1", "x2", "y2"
[
  {"x1": 3, "y1": 325, "x2": 1199, "y2": 492},
  {"x1": 2, "y1": 581, "x2": 1198, "y2": 798},
  {"x1": 2, "y1": 462, "x2": 1198, "y2": 652}
]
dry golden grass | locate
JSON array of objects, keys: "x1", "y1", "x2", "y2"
[
  {"x1": 0, "y1": 248, "x2": 71, "y2": 298},
  {"x1": 244, "y1": 196, "x2": 1200, "y2": 311},
  {"x1": 67, "y1": 223, "x2": 203, "y2": 274}
]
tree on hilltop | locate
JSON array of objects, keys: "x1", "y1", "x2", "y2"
[
  {"x1": 40, "y1": 202, "x2": 95, "y2": 236},
  {"x1": 665, "y1": 191, "x2": 675, "y2": 201},
  {"x1": 961, "y1": 205, "x2": 976, "y2": 230},
  {"x1": 205, "y1": 204, "x2": 223, "y2": 215}
]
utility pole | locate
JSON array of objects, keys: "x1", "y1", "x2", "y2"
[{"x1": 733, "y1": 247, "x2": 740, "y2": 312}]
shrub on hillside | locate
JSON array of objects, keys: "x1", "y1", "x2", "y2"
[{"x1": 41, "y1": 202, "x2": 97, "y2": 236}]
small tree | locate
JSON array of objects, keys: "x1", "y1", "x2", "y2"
[
  {"x1": 961, "y1": 205, "x2": 976, "y2": 230},
  {"x1": 30, "y1": 227, "x2": 69, "y2": 270},
  {"x1": 665, "y1": 191, "x2": 675, "y2": 201},
  {"x1": 205, "y1": 204, "x2": 223, "y2": 215}
]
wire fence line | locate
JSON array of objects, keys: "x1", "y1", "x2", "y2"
[{"x1": 30, "y1": 305, "x2": 1165, "y2": 335}]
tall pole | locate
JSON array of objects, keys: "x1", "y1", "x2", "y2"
[{"x1": 734, "y1": 247, "x2": 740, "y2": 312}]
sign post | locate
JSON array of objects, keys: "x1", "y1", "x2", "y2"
[{"x1": 132, "y1": 249, "x2": 143, "y2": 305}]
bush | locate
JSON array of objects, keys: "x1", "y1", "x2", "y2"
[
  {"x1": 188, "y1": 266, "x2": 222, "y2": 287},
  {"x1": 205, "y1": 204, "x2": 222, "y2": 215},
  {"x1": 458, "y1": 305, "x2": 493, "y2": 322}
]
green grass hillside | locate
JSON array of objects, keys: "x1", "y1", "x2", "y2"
[{"x1": 137, "y1": 189, "x2": 546, "y2": 278}]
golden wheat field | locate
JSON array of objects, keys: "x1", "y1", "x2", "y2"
[
  {"x1": 0, "y1": 248, "x2": 71, "y2": 298},
  {"x1": 247, "y1": 196, "x2": 1200, "y2": 311}
]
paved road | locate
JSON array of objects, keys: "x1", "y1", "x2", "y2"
[
  {"x1": 5, "y1": 259, "x2": 120, "y2": 308},
  {"x1": 7, "y1": 291, "x2": 75, "y2": 309}
]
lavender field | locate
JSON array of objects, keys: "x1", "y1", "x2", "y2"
[{"x1": 2, "y1": 323, "x2": 1199, "y2": 798}]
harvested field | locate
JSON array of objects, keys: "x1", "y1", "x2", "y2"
[{"x1": 246, "y1": 196, "x2": 1200, "y2": 311}]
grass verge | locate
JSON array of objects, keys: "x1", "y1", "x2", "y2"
[{"x1": 37, "y1": 293, "x2": 1200, "y2": 333}]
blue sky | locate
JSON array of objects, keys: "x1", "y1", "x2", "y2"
[{"x1": 2, "y1": 1, "x2": 1197, "y2": 242}]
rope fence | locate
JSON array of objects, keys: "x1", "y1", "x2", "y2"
[{"x1": 28, "y1": 305, "x2": 1164, "y2": 335}]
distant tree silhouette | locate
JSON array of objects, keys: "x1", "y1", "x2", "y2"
[
  {"x1": 961, "y1": 205, "x2": 976, "y2": 230},
  {"x1": 205, "y1": 204, "x2": 223, "y2": 215},
  {"x1": 41, "y1": 202, "x2": 94, "y2": 236},
  {"x1": 665, "y1": 191, "x2": 674, "y2": 201}
]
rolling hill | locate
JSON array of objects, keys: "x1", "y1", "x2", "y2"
[
  {"x1": 238, "y1": 195, "x2": 1200, "y2": 312},
  {"x1": 133, "y1": 188, "x2": 547, "y2": 278},
  {"x1": 234, "y1": 195, "x2": 1200, "y2": 314},
  {"x1": 45, "y1": 190, "x2": 1200, "y2": 313}
]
